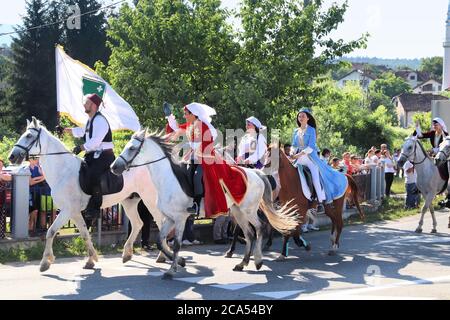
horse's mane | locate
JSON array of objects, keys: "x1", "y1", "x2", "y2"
[
  {"x1": 413, "y1": 138, "x2": 432, "y2": 159},
  {"x1": 145, "y1": 130, "x2": 180, "y2": 164}
]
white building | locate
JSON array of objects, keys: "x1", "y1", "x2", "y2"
[
  {"x1": 413, "y1": 79, "x2": 443, "y2": 94},
  {"x1": 336, "y1": 69, "x2": 375, "y2": 91}
]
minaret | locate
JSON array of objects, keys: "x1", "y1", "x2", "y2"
[{"x1": 443, "y1": 1, "x2": 450, "y2": 90}]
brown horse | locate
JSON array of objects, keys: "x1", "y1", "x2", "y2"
[{"x1": 269, "y1": 145, "x2": 365, "y2": 259}]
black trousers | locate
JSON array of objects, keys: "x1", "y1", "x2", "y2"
[
  {"x1": 84, "y1": 150, "x2": 115, "y2": 208},
  {"x1": 188, "y1": 162, "x2": 204, "y2": 198},
  {"x1": 385, "y1": 172, "x2": 394, "y2": 197}
]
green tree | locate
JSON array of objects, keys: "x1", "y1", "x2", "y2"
[
  {"x1": 419, "y1": 56, "x2": 443, "y2": 80},
  {"x1": 97, "y1": 0, "x2": 239, "y2": 129},
  {"x1": 99, "y1": 0, "x2": 367, "y2": 133},
  {"x1": 369, "y1": 72, "x2": 411, "y2": 98},
  {"x1": 7, "y1": 0, "x2": 64, "y2": 130}
]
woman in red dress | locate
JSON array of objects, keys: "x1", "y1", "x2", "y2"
[{"x1": 165, "y1": 103, "x2": 247, "y2": 218}]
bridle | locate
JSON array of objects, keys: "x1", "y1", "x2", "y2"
[
  {"x1": 400, "y1": 139, "x2": 427, "y2": 166},
  {"x1": 13, "y1": 127, "x2": 71, "y2": 160},
  {"x1": 117, "y1": 136, "x2": 167, "y2": 170}
]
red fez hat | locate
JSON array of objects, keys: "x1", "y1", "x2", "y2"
[{"x1": 87, "y1": 93, "x2": 102, "y2": 108}]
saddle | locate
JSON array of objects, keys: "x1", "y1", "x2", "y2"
[{"x1": 79, "y1": 161, "x2": 124, "y2": 196}]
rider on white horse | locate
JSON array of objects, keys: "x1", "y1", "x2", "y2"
[
  {"x1": 236, "y1": 116, "x2": 267, "y2": 169},
  {"x1": 63, "y1": 93, "x2": 114, "y2": 220},
  {"x1": 165, "y1": 102, "x2": 248, "y2": 219},
  {"x1": 414, "y1": 117, "x2": 450, "y2": 208}
]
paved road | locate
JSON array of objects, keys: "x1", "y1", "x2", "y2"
[{"x1": 1, "y1": 209, "x2": 450, "y2": 300}]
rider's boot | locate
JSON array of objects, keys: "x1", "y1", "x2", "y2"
[
  {"x1": 83, "y1": 186, "x2": 102, "y2": 220},
  {"x1": 187, "y1": 196, "x2": 201, "y2": 216}
]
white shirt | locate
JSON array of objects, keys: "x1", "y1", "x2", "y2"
[
  {"x1": 383, "y1": 157, "x2": 396, "y2": 173},
  {"x1": 403, "y1": 161, "x2": 417, "y2": 184},
  {"x1": 238, "y1": 131, "x2": 267, "y2": 164},
  {"x1": 72, "y1": 115, "x2": 114, "y2": 153}
]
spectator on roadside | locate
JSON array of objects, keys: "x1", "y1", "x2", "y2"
[
  {"x1": 331, "y1": 157, "x2": 343, "y2": 171},
  {"x1": 373, "y1": 149, "x2": 381, "y2": 166},
  {"x1": 350, "y1": 155, "x2": 361, "y2": 174},
  {"x1": 341, "y1": 152, "x2": 353, "y2": 175},
  {"x1": 0, "y1": 159, "x2": 11, "y2": 182},
  {"x1": 320, "y1": 148, "x2": 331, "y2": 164},
  {"x1": 213, "y1": 214, "x2": 230, "y2": 244},
  {"x1": 381, "y1": 149, "x2": 396, "y2": 197},
  {"x1": 28, "y1": 157, "x2": 45, "y2": 233},
  {"x1": 364, "y1": 150, "x2": 376, "y2": 167},
  {"x1": 403, "y1": 160, "x2": 420, "y2": 209},
  {"x1": 393, "y1": 149, "x2": 404, "y2": 178}
]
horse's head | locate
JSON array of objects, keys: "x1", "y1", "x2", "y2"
[
  {"x1": 8, "y1": 117, "x2": 45, "y2": 165},
  {"x1": 111, "y1": 129, "x2": 147, "y2": 175},
  {"x1": 396, "y1": 136, "x2": 417, "y2": 168},
  {"x1": 435, "y1": 136, "x2": 450, "y2": 166}
]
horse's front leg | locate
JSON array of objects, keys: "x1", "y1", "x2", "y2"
[
  {"x1": 71, "y1": 212, "x2": 98, "y2": 269},
  {"x1": 225, "y1": 223, "x2": 240, "y2": 258},
  {"x1": 120, "y1": 197, "x2": 143, "y2": 263},
  {"x1": 40, "y1": 209, "x2": 72, "y2": 272},
  {"x1": 416, "y1": 196, "x2": 432, "y2": 233},
  {"x1": 163, "y1": 214, "x2": 187, "y2": 280}
]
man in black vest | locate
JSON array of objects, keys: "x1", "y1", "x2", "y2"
[{"x1": 64, "y1": 93, "x2": 114, "y2": 220}]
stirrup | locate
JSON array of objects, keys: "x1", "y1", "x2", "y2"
[{"x1": 187, "y1": 203, "x2": 198, "y2": 214}]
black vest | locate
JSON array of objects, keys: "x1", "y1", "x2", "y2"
[{"x1": 84, "y1": 112, "x2": 112, "y2": 143}]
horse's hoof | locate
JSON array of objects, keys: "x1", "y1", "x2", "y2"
[
  {"x1": 233, "y1": 264, "x2": 244, "y2": 272},
  {"x1": 305, "y1": 244, "x2": 312, "y2": 251},
  {"x1": 83, "y1": 261, "x2": 95, "y2": 269},
  {"x1": 162, "y1": 272, "x2": 174, "y2": 280},
  {"x1": 328, "y1": 250, "x2": 337, "y2": 256},
  {"x1": 275, "y1": 255, "x2": 286, "y2": 262},
  {"x1": 255, "y1": 262, "x2": 263, "y2": 270},
  {"x1": 122, "y1": 255, "x2": 132, "y2": 264},
  {"x1": 225, "y1": 252, "x2": 233, "y2": 258},
  {"x1": 178, "y1": 257, "x2": 186, "y2": 268},
  {"x1": 156, "y1": 252, "x2": 166, "y2": 263},
  {"x1": 415, "y1": 228, "x2": 423, "y2": 234},
  {"x1": 431, "y1": 229, "x2": 437, "y2": 234},
  {"x1": 40, "y1": 262, "x2": 50, "y2": 272}
]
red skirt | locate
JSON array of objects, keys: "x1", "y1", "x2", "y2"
[{"x1": 202, "y1": 163, "x2": 248, "y2": 218}]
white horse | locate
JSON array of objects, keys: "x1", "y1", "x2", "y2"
[
  {"x1": 397, "y1": 136, "x2": 446, "y2": 233},
  {"x1": 433, "y1": 136, "x2": 450, "y2": 229},
  {"x1": 8, "y1": 117, "x2": 169, "y2": 271},
  {"x1": 111, "y1": 129, "x2": 299, "y2": 278}
]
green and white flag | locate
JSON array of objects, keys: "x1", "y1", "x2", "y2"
[{"x1": 56, "y1": 45, "x2": 140, "y2": 132}]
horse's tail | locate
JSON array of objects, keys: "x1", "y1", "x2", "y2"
[
  {"x1": 345, "y1": 174, "x2": 365, "y2": 221},
  {"x1": 255, "y1": 171, "x2": 299, "y2": 235}
]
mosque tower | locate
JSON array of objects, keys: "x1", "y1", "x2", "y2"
[{"x1": 443, "y1": 0, "x2": 450, "y2": 90}]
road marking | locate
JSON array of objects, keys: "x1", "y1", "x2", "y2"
[
  {"x1": 295, "y1": 275, "x2": 450, "y2": 300},
  {"x1": 253, "y1": 290, "x2": 305, "y2": 299},
  {"x1": 210, "y1": 283, "x2": 254, "y2": 291},
  {"x1": 376, "y1": 235, "x2": 450, "y2": 245},
  {"x1": 176, "y1": 276, "x2": 209, "y2": 284}
]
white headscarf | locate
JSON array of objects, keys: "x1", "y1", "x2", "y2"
[
  {"x1": 246, "y1": 116, "x2": 267, "y2": 131},
  {"x1": 185, "y1": 102, "x2": 218, "y2": 140},
  {"x1": 432, "y1": 117, "x2": 448, "y2": 134}
]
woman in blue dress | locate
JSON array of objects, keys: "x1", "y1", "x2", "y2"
[{"x1": 291, "y1": 108, "x2": 347, "y2": 204}]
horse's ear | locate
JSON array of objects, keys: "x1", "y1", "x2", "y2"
[
  {"x1": 32, "y1": 116, "x2": 38, "y2": 128},
  {"x1": 26, "y1": 119, "x2": 30, "y2": 127}
]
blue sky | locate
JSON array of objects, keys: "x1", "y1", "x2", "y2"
[{"x1": 0, "y1": 0, "x2": 448, "y2": 59}]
